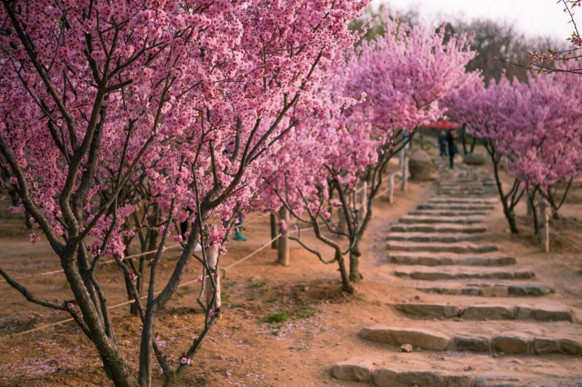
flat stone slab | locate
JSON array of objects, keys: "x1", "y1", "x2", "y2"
[
  {"x1": 388, "y1": 253, "x2": 516, "y2": 267},
  {"x1": 331, "y1": 355, "x2": 582, "y2": 386},
  {"x1": 393, "y1": 303, "x2": 573, "y2": 322},
  {"x1": 508, "y1": 284, "x2": 556, "y2": 297},
  {"x1": 394, "y1": 267, "x2": 535, "y2": 281},
  {"x1": 358, "y1": 322, "x2": 582, "y2": 356},
  {"x1": 390, "y1": 224, "x2": 488, "y2": 234},
  {"x1": 386, "y1": 232, "x2": 483, "y2": 243},
  {"x1": 387, "y1": 241, "x2": 498, "y2": 254},
  {"x1": 408, "y1": 210, "x2": 489, "y2": 217},
  {"x1": 373, "y1": 368, "x2": 473, "y2": 387},
  {"x1": 437, "y1": 190, "x2": 495, "y2": 196},
  {"x1": 359, "y1": 326, "x2": 450, "y2": 350},
  {"x1": 330, "y1": 359, "x2": 373, "y2": 382},
  {"x1": 398, "y1": 216, "x2": 484, "y2": 225},
  {"x1": 428, "y1": 197, "x2": 498, "y2": 205},
  {"x1": 417, "y1": 204, "x2": 495, "y2": 212},
  {"x1": 438, "y1": 193, "x2": 498, "y2": 199},
  {"x1": 416, "y1": 283, "x2": 555, "y2": 297},
  {"x1": 332, "y1": 361, "x2": 474, "y2": 387}
]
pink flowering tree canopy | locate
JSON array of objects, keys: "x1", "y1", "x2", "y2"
[
  {"x1": 0, "y1": 1, "x2": 368, "y2": 386},
  {"x1": 266, "y1": 15, "x2": 476, "y2": 290},
  {"x1": 443, "y1": 70, "x2": 582, "y2": 232}
]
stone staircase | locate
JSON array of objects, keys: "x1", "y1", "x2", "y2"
[{"x1": 331, "y1": 159, "x2": 582, "y2": 386}]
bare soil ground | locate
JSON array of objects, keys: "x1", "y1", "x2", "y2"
[{"x1": 1, "y1": 149, "x2": 581, "y2": 387}]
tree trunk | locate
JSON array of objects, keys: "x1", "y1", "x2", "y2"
[
  {"x1": 487, "y1": 142, "x2": 519, "y2": 235},
  {"x1": 335, "y1": 250, "x2": 353, "y2": 293},
  {"x1": 100, "y1": 351, "x2": 138, "y2": 387},
  {"x1": 270, "y1": 213, "x2": 278, "y2": 249},
  {"x1": 337, "y1": 206, "x2": 347, "y2": 236},
  {"x1": 203, "y1": 246, "x2": 221, "y2": 312},
  {"x1": 130, "y1": 257, "x2": 145, "y2": 316},
  {"x1": 349, "y1": 242, "x2": 362, "y2": 282},
  {"x1": 530, "y1": 193, "x2": 540, "y2": 236},
  {"x1": 359, "y1": 181, "x2": 367, "y2": 223},
  {"x1": 461, "y1": 124, "x2": 468, "y2": 154},
  {"x1": 61, "y1": 254, "x2": 137, "y2": 387},
  {"x1": 503, "y1": 207, "x2": 519, "y2": 234}
]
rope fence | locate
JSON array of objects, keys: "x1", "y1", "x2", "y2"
[
  {"x1": 1, "y1": 177, "x2": 403, "y2": 340},
  {"x1": 0, "y1": 223, "x2": 322, "y2": 341}
]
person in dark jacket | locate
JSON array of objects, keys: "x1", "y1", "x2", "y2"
[
  {"x1": 446, "y1": 130, "x2": 458, "y2": 169},
  {"x1": 438, "y1": 130, "x2": 447, "y2": 157}
]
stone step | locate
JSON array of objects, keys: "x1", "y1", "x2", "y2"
[
  {"x1": 408, "y1": 210, "x2": 489, "y2": 217},
  {"x1": 388, "y1": 253, "x2": 516, "y2": 267},
  {"x1": 437, "y1": 192, "x2": 497, "y2": 197},
  {"x1": 358, "y1": 322, "x2": 582, "y2": 355},
  {"x1": 440, "y1": 193, "x2": 498, "y2": 199},
  {"x1": 429, "y1": 197, "x2": 497, "y2": 205},
  {"x1": 440, "y1": 181, "x2": 494, "y2": 186},
  {"x1": 331, "y1": 356, "x2": 582, "y2": 386},
  {"x1": 438, "y1": 183, "x2": 494, "y2": 187},
  {"x1": 439, "y1": 182, "x2": 488, "y2": 187},
  {"x1": 417, "y1": 204, "x2": 495, "y2": 211},
  {"x1": 437, "y1": 189, "x2": 491, "y2": 193},
  {"x1": 387, "y1": 241, "x2": 498, "y2": 254},
  {"x1": 386, "y1": 232, "x2": 483, "y2": 243},
  {"x1": 416, "y1": 282, "x2": 555, "y2": 297},
  {"x1": 437, "y1": 192, "x2": 497, "y2": 196},
  {"x1": 398, "y1": 216, "x2": 484, "y2": 225},
  {"x1": 393, "y1": 302, "x2": 573, "y2": 322},
  {"x1": 390, "y1": 224, "x2": 488, "y2": 234},
  {"x1": 437, "y1": 188, "x2": 492, "y2": 193},
  {"x1": 394, "y1": 267, "x2": 535, "y2": 281}
]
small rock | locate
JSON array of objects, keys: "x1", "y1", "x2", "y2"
[
  {"x1": 463, "y1": 153, "x2": 486, "y2": 166},
  {"x1": 400, "y1": 344, "x2": 413, "y2": 353},
  {"x1": 409, "y1": 150, "x2": 437, "y2": 181},
  {"x1": 464, "y1": 366, "x2": 474, "y2": 371}
]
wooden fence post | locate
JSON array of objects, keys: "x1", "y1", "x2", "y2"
[
  {"x1": 400, "y1": 152, "x2": 408, "y2": 192},
  {"x1": 539, "y1": 199, "x2": 550, "y2": 253},
  {"x1": 359, "y1": 181, "x2": 367, "y2": 221},
  {"x1": 277, "y1": 207, "x2": 290, "y2": 266},
  {"x1": 388, "y1": 173, "x2": 395, "y2": 204}
]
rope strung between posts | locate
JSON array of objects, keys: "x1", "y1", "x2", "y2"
[
  {"x1": 0, "y1": 244, "x2": 183, "y2": 284},
  {"x1": 0, "y1": 210, "x2": 336, "y2": 283},
  {"x1": 0, "y1": 224, "x2": 321, "y2": 341},
  {"x1": 1, "y1": 211, "x2": 284, "y2": 283}
]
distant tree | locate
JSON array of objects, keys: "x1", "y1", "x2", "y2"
[{"x1": 450, "y1": 19, "x2": 560, "y2": 84}]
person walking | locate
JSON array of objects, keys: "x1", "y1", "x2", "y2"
[
  {"x1": 438, "y1": 130, "x2": 447, "y2": 157},
  {"x1": 446, "y1": 130, "x2": 458, "y2": 169}
]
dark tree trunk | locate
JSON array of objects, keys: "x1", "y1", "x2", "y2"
[
  {"x1": 349, "y1": 243, "x2": 363, "y2": 282},
  {"x1": 336, "y1": 250, "x2": 354, "y2": 293},
  {"x1": 270, "y1": 213, "x2": 278, "y2": 249}
]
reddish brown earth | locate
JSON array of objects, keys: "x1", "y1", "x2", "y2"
[{"x1": 0, "y1": 149, "x2": 581, "y2": 386}]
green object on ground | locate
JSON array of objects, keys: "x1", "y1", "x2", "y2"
[{"x1": 233, "y1": 231, "x2": 247, "y2": 241}]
